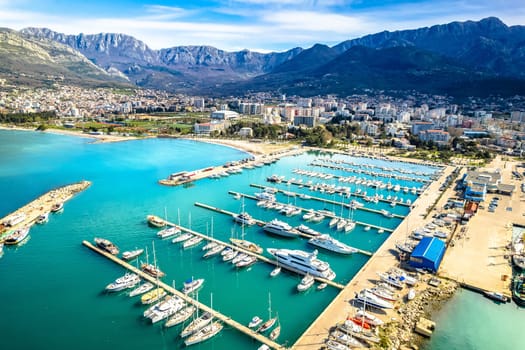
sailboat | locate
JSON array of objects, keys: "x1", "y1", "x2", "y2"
[
  {"x1": 230, "y1": 207, "x2": 262, "y2": 254},
  {"x1": 257, "y1": 293, "x2": 277, "y2": 333},
  {"x1": 269, "y1": 313, "x2": 281, "y2": 340},
  {"x1": 141, "y1": 242, "x2": 165, "y2": 278}
]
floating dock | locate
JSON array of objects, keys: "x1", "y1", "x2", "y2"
[
  {"x1": 193, "y1": 201, "x2": 372, "y2": 257},
  {"x1": 83, "y1": 240, "x2": 285, "y2": 350},
  {"x1": 0, "y1": 181, "x2": 91, "y2": 240}
]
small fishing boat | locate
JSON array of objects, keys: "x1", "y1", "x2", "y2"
[
  {"x1": 3, "y1": 227, "x2": 30, "y2": 245},
  {"x1": 36, "y1": 212, "x2": 49, "y2": 224},
  {"x1": 147, "y1": 215, "x2": 166, "y2": 228},
  {"x1": 270, "y1": 266, "x2": 281, "y2": 277},
  {"x1": 51, "y1": 202, "x2": 63, "y2": 213},
  {"x1": 248, "y1": 316, "x2": 263, "y2": 328},
  {"x1": 317, "y1": 283, "x2": 328, "y2": 290},
  {"x1": 297, "y1": 274, "x2": 315, "y2": 292}
]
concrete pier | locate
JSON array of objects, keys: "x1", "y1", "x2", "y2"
[
  {"x1": 0, "y1": 181, "x2": 91, "y2": 240},
  {"x1": 193, "y1": 201, "x2": 372, "y2": 257},
  {"x1": 83, "y1": 240, "x2": 285, "y2": 350}
]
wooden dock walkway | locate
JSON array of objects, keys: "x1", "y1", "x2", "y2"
[
  {"x1": 193, "y1": 202, "x2": 372, "y2": 258},
  {"x1": 83, "y1": 240, "x2": 285, "y2": 349}
]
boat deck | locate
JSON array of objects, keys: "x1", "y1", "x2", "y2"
[{"x1": 83, "y1": 240, "x2": 285, "y2": 350}]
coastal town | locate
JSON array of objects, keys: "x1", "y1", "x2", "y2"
[{"x1": 2, "y1": 86, "x2": 524, "y2": 349}]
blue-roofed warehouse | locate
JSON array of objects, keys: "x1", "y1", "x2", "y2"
[{"x1": 409, "y1": 237, "x2": 446, "y2": 272}]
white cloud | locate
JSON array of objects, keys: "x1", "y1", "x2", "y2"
[{"x1": 1, "y1": 0, "x2": 524, "y2": 52}]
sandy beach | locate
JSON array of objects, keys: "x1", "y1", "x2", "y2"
[{"x1": 0, "y1": 125, "x2": 144, "y2": 143}]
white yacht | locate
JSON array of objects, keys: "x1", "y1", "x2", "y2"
[
  {"x1": 297, "y1": 274, "x2": 315, "y2": 292},
  {"x1": 144, "y1": 296, "x2": 185, "y2": 323},
  {"x1": 129, "y1": 282, "x2": 154, "y2": 297},
  {"x1": 295, "y1": 224, "x2": 321, "y2": 237},
  {"x1": 263, "y1": 219, "x2": 299, "y2": 238},
  {"x1": 157, "y1": 227, "x2": 181, "y2": 239},
  {"x1": 354, "y1": 289, "x2": 393, "y2": 309},
  {"x1": 267, "y1": 248, "x2": 336, "y2": 280},
  {"x1": 308, "y1": 235, "x2": 357, "y2": 255},
  {"x1": 105, "y1": 273, "x2": 141, "y2": 292},
  {"x1": 165, "y1": 305, "x2": 196, "y2": 328},
  {"x1": 182, "y1": 278, "x2": 204, "y2": 295},
  {"x1": 233, "y1": 212, "x2": 256, "y2": 226},
  {"x1": 183, "y1": 236, "x2": 204, "y2": 248},
  {"x1": 184, "y1": 321, "x2": 223, "y2": 346}
]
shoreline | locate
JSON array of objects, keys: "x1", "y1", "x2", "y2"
[{"x1": 0, "y1": 124, "x2": 144, "y2": 144}]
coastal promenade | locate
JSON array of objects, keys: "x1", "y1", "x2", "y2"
[
  {"x1": 439, "y1": 156, "x2": 521, "y2": 296},
  {"x1": 0, "y1": 181, "x2": 91, "y2": 239},
  {"x1": 291, "y1": 164, "x2": 456, "y2": 349}
]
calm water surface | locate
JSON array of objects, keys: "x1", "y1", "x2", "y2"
[{"x1": 0, "y1": 130, "x2": 460, "y2": 350}]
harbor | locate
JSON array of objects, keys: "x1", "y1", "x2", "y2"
[
  {"x1": 3, "y1": 130, "x2": 522, "y2": 350},
  {"x1": 148, "y1": 213, "x2": 347, "y2": 288},
  {"x1": 291, "y1": 163, "x2": 457, "y2": 349},
  {"x1": 0, "y1": 180, "x2": 91, "y2": 241},
  {"x1": 83, "y1": 240, "x2": 285, "y2": 349}
]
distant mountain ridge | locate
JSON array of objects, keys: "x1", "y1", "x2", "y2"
[
  {"x1": 21, "y1": 27, "x2": 303, "y2": 91},
  {"x1": 8, "y1": 17, "x2": 525, "y2": 97}
]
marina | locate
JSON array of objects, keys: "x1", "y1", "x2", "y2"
[
  {"x1": 147, "y1": 214, "x2": 346, "y2": 289},
  {"x1": 4, "y1": 130, "x2": 519, "y2": 350},
  {"x1": 83, "y1": 240, "x2": 285, "y2": 350},
  {"x1": 193, "y1": 201, "x2": 372, "y2": 257}
]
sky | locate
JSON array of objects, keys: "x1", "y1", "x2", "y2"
[{"x1": 1, "y1": 0, "x2": 524, "y2": 52}]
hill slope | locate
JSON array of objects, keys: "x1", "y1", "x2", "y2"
[{"x1": 0, "y1": 28, "x2": 129, "y2": 88}]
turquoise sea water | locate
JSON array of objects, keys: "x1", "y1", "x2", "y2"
[{"x1": 0, "y1": 130, "x2": 447, "y2": 350}]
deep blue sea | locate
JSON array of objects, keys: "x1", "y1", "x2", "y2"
[{"x1": 1, "y1": 129, "x2": 519, "y2": 350}]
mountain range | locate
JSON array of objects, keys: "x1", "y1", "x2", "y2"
[{"x1": 1, "y1": 17, "x2": 524, "y2": 97}]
